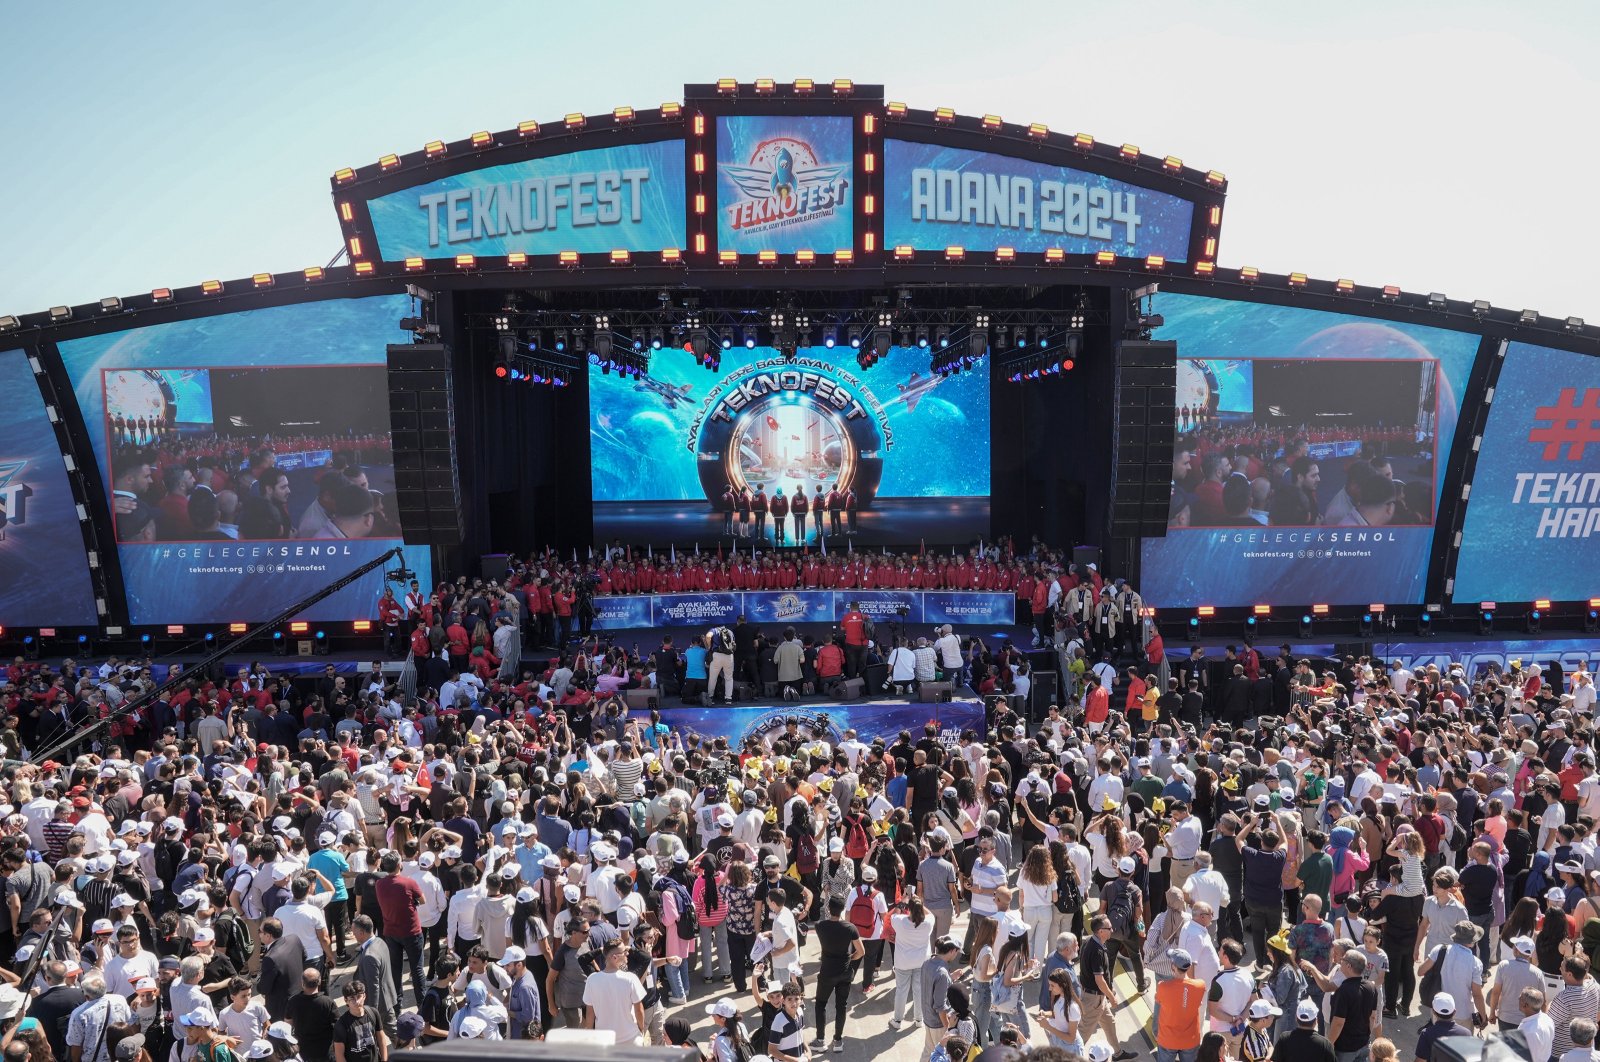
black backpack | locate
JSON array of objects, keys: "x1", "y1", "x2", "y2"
[
  {"x1": 1104, "y1": 880, "x2": 1139, "y2": 938},
  {"x1": 214, "y1": 909, "x2": 254, "y2": 968}
]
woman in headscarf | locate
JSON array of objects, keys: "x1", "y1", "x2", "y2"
[{"x1": 1326, "y1": 825, "x2": 1370, "y2": 899}]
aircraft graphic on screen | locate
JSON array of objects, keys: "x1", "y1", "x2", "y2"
[
  {"x1": 635, "y1": 374, "x2": 694, "y2": 410},
  {"x1": 884, "y1": 371, "x2": 944, "y2": 413}
]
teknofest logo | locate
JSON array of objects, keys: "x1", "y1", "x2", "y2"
[
  {"x1": 721, "y1": 136, "x2": 849, "y2": 239},
  {"x1": 1512, "y1": 386, "x2": 1600, "y2": 538},
  {"x1": 0, "y1": 461, "x2": 33, "y2": 538}
]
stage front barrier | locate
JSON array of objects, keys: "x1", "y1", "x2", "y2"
[
  {"x1": 652, "y1": 699, "x2": 987, "y2": 748},
  {"x1": 585, "y1": 589, "x2": 1016, "y2": 629}
]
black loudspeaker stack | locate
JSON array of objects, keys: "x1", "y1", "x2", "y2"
[
  {"x1": 386, "y1": 344, "x2": 463, "y2": 545},
  {"x1": 1111, "y1": 340, "x2": 1178, "y2": 539}
]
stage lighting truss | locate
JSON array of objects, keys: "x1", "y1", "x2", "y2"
[{"x1": 466, "y1": 292, "x2": 1104, "y2": 379}]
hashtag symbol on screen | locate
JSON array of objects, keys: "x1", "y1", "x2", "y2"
[{"x1": 1528, "y1": 387, "x2": 1600, "y2": 460}]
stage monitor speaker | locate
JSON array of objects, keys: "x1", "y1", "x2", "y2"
[
  {"x1": 387, "y1": 344, "x2": 464, "y2": 545},
  {"x1": 863, "y1": 662, "x2": 889, "y2": 696},
  {"x1": 1029, "y1": 670, "x2": 1059, "y2": 725},
  {"x1": 1111, "y1": 340, "x2": 1177, "y2": 539}
]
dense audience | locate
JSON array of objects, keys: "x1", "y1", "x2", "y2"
[{"x1": 0, "y1": 540, "x2": 1592, "y2": 1062}]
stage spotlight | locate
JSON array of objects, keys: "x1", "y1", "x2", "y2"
[
  {"x1": 1359, "y1": 613, "x2": 1374, "y2": 637},
  {"x1": 554, "y1": 329, "x2": 569, "y2": 352},
  {"x1": 591, "y1": 316, "x2": 613, "y2": 360},
  {"x1": 1298, "y1": 614, "x2": 1313, "y2": 638},
  {"x1": 1243, "y1": 615, "x2": 1257, "y2": 641},
  {"x1": 915, "y1": 327, "x2": 929, "y2": 349},
  {"x1": 847, "y1": 326, "x2": 863, "y2": 349},
  {"x1": 1585, "y1": 604, "x2": 1599, "y2": 633},
  {"x1": 1525, "y1": 608, "x2": 1542, "y2": 634},
  {"x1": 22, "y1": 635, "x2": 38, "y2": 660},
  {"x1": 1478, "y1": 609, "x2": 1495, "y2": 635},
  {"x1": 314, "y1": 630, "x2": 330, "y2": 656},
  {"x1": 272, "y1": 631, "x2": 288, "y2": 657},
  {"x1": 1416, "y1": 611, "x2": 1434, "y2": 636},
  {"x1": 970, "y1": 314, "x2": 990, "y2": 359},
  {"x1": 494, "y1": 362, "x2": 509, "y2": 379},
  {"x1": 1186, "y1": 616, "x2": 1200, "y2": 642},
  {"x1": 822, "y1": 327, "x2": 838, "y2": 348},
  {"x1": 935, "y1": 325, "x2": 950, "y2": 349},
  {"x1": 648, "y1": 327, "x2": 664, "y2": 351}
]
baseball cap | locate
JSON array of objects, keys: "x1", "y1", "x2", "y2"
[
  {"x1": 116, "y1": 1036, "x2": 148, "y2": 1062},
  {"x1": 1166, "y1": 948, "x2": 1193, "y2": 970},
  {"x1": 496, "y1": 946, "x2": 527, "y2": 966},
  {"x1": 1249, "y1": 1000, "x2": 1283, "y2": 1020},
  {"x1": 1087, "y1": 1045, "x2": 1113, "y2": 1062},
  {"x1": 540, "y1": 854, "x2": 561, "y2": 869},
  {"x1": 92, "y1": 919, "x2": 115, "y2": 935},
  {"x1": 193, "y1": 928, "x2": 215, "y2": 945},
  {"x1": 178, "y1": 1011, "x2": 216, "y2": 1028},
  {"x1": 1431, "y1": 992, "x2": 1456, "y2": 1016},
  {"x1": 1511, "y1": 936, "x2": 1535, "y2": 956},
  {"x1": 862, "y1": 866, "x2": 878, "y2": 883},
  {"x1": 563, "y1": 884, "x2": 582, "y2": 904},
  {"x1": 763, "y1": 855, "x2": 780, "y2": 868},
  {"x1": 245, "y1": 1041, "x2": 275, "y2": 1060},
  {"x1": 1118, "y1": 856, "x2": 1136, "y2": 874},
  {"x1": 396, "y1": 1013, "x2": 425, "y2": 1043},
  {"x1": 267, "y1": 1023, "x2": 297, "y2": 1044},
  {"x1": 457, "y1": 1016, "x2": 489, "y2": 1039},
  {"x1": 828, "y1": 837, "x2": 845, "y2": 854},
  {"x1": 717, "y1": 813, "x2": 734, "y2": 829},
  {"x1": 706, "y1": 998, "x2": 740, "y2": 1019},
  {"x1": 1296, "y1": 999, "x2": 1319, "y2": 1022}
]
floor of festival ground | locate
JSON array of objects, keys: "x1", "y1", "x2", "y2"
[{"x1": 317, "y1": 907, "x2": 1439, "y2": 1060}]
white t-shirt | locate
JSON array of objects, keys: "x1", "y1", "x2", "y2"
[
  {"x1": 581, "y1": 969, "x2": 646, "y2": 1045},
  {"x1": 276, "y1": 899, "x2": 329, "y2": 961},
  {"x1": 935, "y1": 634, "x2": 962, "y2": 668},
  {"x1": 1019, "y1": 875, "x2": 1056, "y2": 909},
  {"x1": 891, "y1": 912, "x2": 935, "y2": 969},
  {"x1": 770, "y1": 907, "x2": 800, "y2": 975}
]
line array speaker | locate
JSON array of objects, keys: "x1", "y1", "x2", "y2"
[
  {"x1": 1111, "y1": 340, "x2": 1177, "y2": 538},
  {"x1": 386, "y1": 344, "x2": 463, "y2": 545}
]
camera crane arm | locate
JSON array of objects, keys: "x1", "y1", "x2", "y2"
[{"x1": 28, "y1": 546, "x2": 408, "y2": 768}]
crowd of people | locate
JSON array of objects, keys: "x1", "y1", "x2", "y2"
[
  {"x1": 108, "y1": 435, "x2": 396, "y2": 544},
  {"x1": 0, "y1": 534, "x2": 1594, "y2": 1062},
  {"x1": 1168, "y1": 428, "x2": 1433, "y2": 530}
]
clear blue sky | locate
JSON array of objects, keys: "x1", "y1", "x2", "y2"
[{"x1": 4, "y1": 2, "x2": 1598, "y2": 318}]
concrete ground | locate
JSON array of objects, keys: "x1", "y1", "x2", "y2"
[{"x1": 315, "y1": 906, "x2": 1444, "y2": 1061}]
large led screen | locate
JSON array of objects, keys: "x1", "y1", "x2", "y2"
[
  {"x1": 1142, "y1": 293, "x2": 1479, "y2": 607},
  {"x1": 1453, "y1": 342, "x2": 1600, "y2": 603},
  {"x1": 366, "y1": 140, "x2": 686, "y2": 260},
  {"x1": 884, "y1": 140, "x2": 1195, "y2": 260},
  {"x1": 58, "y1": 297, "x2": 432, "y2": 625},
  {"x1": 0, "y1": 349, "x2": 99, "y2": 626},
  {"x1": 590, "y1": 345, "x2": 990, "y2": 546},
  {"x1": 716, "y1": 115, "x2": 853, "y2": 255}
]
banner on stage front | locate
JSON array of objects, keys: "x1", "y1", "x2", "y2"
[
  {"x1": 922, "y1": 591, "x2": 1016, "y2": 626},
  {"x1": 653, "y1": 700, "x2": 987, "y2": 749},
  {"x1": 1376, "y1": 639, "x2": 1600, "y2": 679},
  {"x1": 366, "y1": 140, "x2": 687, "y2": 260},
  {"x1": 589, "y1": 594, "x2": 652, "y2": 630},
  {"x1": 653, "y1": 592, "x2": 741, "y2": 626},
  {"x1": 742, "y1": 590, "x2": 835, "y2": 625},
  {"x1": 844, "y1": 589, "x2": 921, "y2": 622}
]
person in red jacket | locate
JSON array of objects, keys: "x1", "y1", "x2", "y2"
[
  {"x1": 839, "y1": 602, "x2": 869, "y2": 679},
  {"x1": 752, "y1": 484, "x2": 769, "y2": 541},
  {"x1": 1084, "y1": 675, "x2": 1111, "y2": 734},
  {"x1": 843, "y1": 487, "x2": 858, "y2": 535},
  {"x1": 770, "y1": 488, "x2": 790, "y2": 545},
  {"x1": 445, "y1": 616, "x2": 470, "y2": 673},
  {"x1": 409, "y1": 619, "x2": 430, "y2": 659},
  {"x1": 377, "y1": 588, "x2": 404, "y2": 657},
  {"x1": 791, "y1": 482, "x2": 809, "y2": 544},
  {"x1": 553, "y1": 583, "x2": 576, "y2": 645}
]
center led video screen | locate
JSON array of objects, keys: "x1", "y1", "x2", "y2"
[
  {"x1": 1143, "y1": 293, "x2": 1480, "y2": 607},
  {"x1": 57, "y1": 296, "x2": 433, "y2": 625},
  {"x1": 589, "y1": 344, "x2": 991, "y2": 547}
]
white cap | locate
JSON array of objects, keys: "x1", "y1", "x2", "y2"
[
  {"x1": 178, "y1": 1010, "x2": 216, "y2": 1028},
  {"x1": 246, "y1": 1042, "x2": 275, "y2": 1059},
  {"x1": 91, "y1": 918, "x2": 115, "y2": 934},
  {"x1": 1511, "y1": 935, "x2": 1536, "y2": 956},
  {"x1": 1431, "y1": 992, "x2": 1456, "y2": 1016},
  {"x1": 457, "y1": 1016, "x2": 488, "y2": 1039},
  {"x1": 540, "y1": 854, "x2": 561, "y2": 869},
  {"x1": 563, "y1": 884, "x2": 582, "y2": 903},
  {"x1": 1297, "y1": 999, "x2": 1320, "y2": 1022},
  {"x1": 317, "y1": 833, "x2": 336, "y2": 847},
  {"x1": 1250, "y1": 999, "x2": 1283, "y2": 1020},
  {"x1": 861, "y1": 866, "x2": 878, "y2": 883},
  {"x1": 706, "y1": 997, "x2": 741, "y2": 1019},
  {"x1": 717, "y1": 814, "x2": 735, "y2": 829},
  {"x1": 1118, "y1": 856, "x2": 1136, "y2": 874},
  {"x1": 499, "y1": 864, "x2": 520, "y2": 881},
  {"x1": 112, "y1": 893, "x2": 136, "y2": 909},
  {"x1": 828, "y1": 837, "x2": 845, "y2": 854},
  {"x1": 442, "y1": 845, "x2": 462, "y2": 860},
  {"x1": 193, "y1": 927, "x2": 215, "y2": 944},
  {"x1": 266, "y1": 1022, "x2": 297, "y2": 1044},
  {"x1": 418, "y1": 852, "x2": 436, "y2": 869},
  {"x1": 1086, "y1": 1045, "x2": 1113, "y2": 1062},
  {"x1": 672, "y1": 850, "x2": 689, "y2": 864},
  {"x1": 116, "y1": 850, "x2": 138, "y2": 867},
  {"x1": 496, "y1": 946, "x2": 527, "y2": 966},
  {"x1": 516, "y1": 887, "x2": 535, "y2": 903}
]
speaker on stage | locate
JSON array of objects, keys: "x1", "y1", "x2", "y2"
[
  {"x1": 863, "y1": 662, "x2": 889, "y2": 696},
  {"x1": 387, "y1": 344, "x2": 463, "y2": 545},
  {"x1": 1029, "y1": 670, "x2": 1059, "y2": 724},
  {"x1": 1111, "y1": 340, "x2": 1177, "y2": 539}
]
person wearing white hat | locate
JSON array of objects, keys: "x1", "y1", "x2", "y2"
[
  {"x1": 706, "y1": 997, "x2": 754, "y2": 1062},
  {"x1": 1415, "y1": 992, "x2": 1472, "y2": 1062},
  {"x1": 495, "y1": 946, "x2": 541, "y2": 1039},
  {"x1": 1490, "y1": 935, "x2": 1546, "y2": 1031}
]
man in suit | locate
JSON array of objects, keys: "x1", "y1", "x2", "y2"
[
  {"x1": 28, "y1": 959, "x2": 85, "y2": 1061},
  {"x1": 351, "y1": 914, "x2": 397, "y2": 1042},
  {"x1": 257, "y1": 917, "x2": 306, "y2": 1021}
]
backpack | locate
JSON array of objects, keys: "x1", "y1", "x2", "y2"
[
  {"x1": 848, "y1": 886, "x2": 878, "y2": 937},
  {"x1": 1055, "y1": 865, "x2": 1083, "y2": 916},
  {"x1": 1418, "y1": 944, "x2": 1447, "y2": 1004},
  {"x1": 843, "y1": 817, "x2": 870, "y2": 860},
  {"x1": 793, "y1": 830, "x2": 819, "y2": 875},
  {"x1": 664, "y1": 878, "x2": 699, "y2": 938},
  {"x1": 1104, "y1": 880, "x2": 1138, "y2": 938},
  {"x1": 214, "y1": 909, "x2": 254, "y2": 969},
  {"x1": 713, "y1": 627, "x2": 735, "y2": 654},
  {"x1": 862, "y1": 616, "x2": 876, "y2": 642}
]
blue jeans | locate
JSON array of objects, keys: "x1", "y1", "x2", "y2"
[
  {"x1": 971, "y1": 979, "x2": 993, "y2": 1047},
  {"x1": 1158, "y1": 1049, "x2": 1199, "y2": 1062},
  {"x1": 662, "y1": 958, "x2": 688, "y2": 1000}
]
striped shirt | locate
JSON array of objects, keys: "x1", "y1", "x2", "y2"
[
  {"x1": 609, "y1": 757, "x2": 644, "y2": 797},
  {"x1": 1549, "y1": 978, "x2": 1600, "y2": 1057}
]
